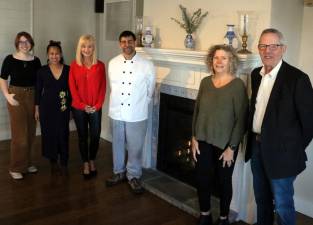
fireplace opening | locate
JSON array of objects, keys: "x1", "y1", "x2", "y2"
[
  {"x1": 157, "y1": 93, "x2": 219, "y2": 197},
  {"x1": 157, "y1": 93, "x2": 196, "y2": 187}
]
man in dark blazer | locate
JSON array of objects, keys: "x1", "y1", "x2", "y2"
[{"x1": 245, "y1": 28, "x2": 313, "y2": 225}]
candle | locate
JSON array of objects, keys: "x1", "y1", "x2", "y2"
[{"x1": 240, "y1": 14, "x2": 248, "y2": 35}]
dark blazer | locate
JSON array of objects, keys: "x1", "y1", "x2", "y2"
[{"x1": 245, "y1": 61, "x2": 313, "y2": 179}]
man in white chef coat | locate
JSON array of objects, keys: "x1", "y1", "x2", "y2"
[{"x1": 105, "y1": 30, "x2": 156, "y2": 194}]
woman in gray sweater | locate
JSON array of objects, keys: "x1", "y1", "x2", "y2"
[{"x1": 192, "y1": 45, "x2": 248, "y2": 225}]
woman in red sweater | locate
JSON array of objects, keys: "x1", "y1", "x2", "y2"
[{"x1": 69, "y1": 34, "x2": 106, "y2": 179}]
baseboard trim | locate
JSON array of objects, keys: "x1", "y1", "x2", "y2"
[{"x1": 295, "y1": 197, "x2": 313, "y2": 218}]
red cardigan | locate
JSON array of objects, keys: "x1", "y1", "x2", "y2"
[{"x1": 69, "y1": 60, "x2": 106, "y2": 111}]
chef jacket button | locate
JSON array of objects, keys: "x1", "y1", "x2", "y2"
[
  {"x1": 128, "y1": 93, "x2": 130, "y2": 96},
  {"x1": 131, "y1": 61, "x2": 133, "y2": 63},
  {"x1": 123, "y1": 71, "x2": 125, "y2": 73},
  {"x1": 124, "y1": 61, "x2": 126, "y2": 63},
  {"x1": 129, "y1": 82, "x2": 131, "y2": 85},
  {"x1": 122, "y1": 93, "x2": 124, "y2": 95},
  {"x1": 129, "y1": 71, "x2": 132, "y2": 74},
  {"x1": 121, "y1": 103, "x2": 124, "y2": 105},
  {"x1": 122, "y1": 82, "x2": 125, "y2": 84},
  {"x1": 128, "y1": 104, "x2": 130, "y2": 106}
]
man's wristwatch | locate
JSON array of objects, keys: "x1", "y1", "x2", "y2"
[{"x1": 228, "y1": 145, "x2": 237, "y2": 151}]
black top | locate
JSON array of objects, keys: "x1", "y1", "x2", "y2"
[
  {"x1": 0, "y1": 54, "x2": 41, "y2": 87},
  {"x1": 35, "y1": 65, "x2": 71, "y2": 107}
]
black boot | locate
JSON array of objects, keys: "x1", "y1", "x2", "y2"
[
  {"x1": 198, "y1": 214, "x2": 213, "y2": 225},
  {"x1": 215, "y1": 218, "x2": 229, "y2": 225}
]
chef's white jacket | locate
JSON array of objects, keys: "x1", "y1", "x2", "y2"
[{"x1": 108, "y1": 53, "x2": 156, "y2": 122}]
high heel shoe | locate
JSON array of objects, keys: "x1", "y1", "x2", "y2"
[
  {"x1": 215, "y1": 218, "x2": 229, "y2": 225},
  {"x1": 89, "y1": 160, "x2": 97, "y2": 178},
  {"x1": 90, "y1": 170, "x2": 98, "y2": 177},
  {"x1": 82, "y1": 162, "x2": 91, "y2": 180},
  {"x1": 60, "y1": 166, "x2": 69, "y2": 176},
  {"x1": 198, "y1": 214, "x2": 213, "y2": 225},
  {"x1": 82, "y1": 171, "x2": 91, "y2": 180}
]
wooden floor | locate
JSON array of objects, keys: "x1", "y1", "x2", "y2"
[
  {"x1": 0, "y1": 132, "x2": 312, "y2": 225},
  {"x1": 0, "y1": 132, "x2": 197, "y2": 225}
]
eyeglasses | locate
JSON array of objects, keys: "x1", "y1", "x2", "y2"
[
  {"x1": 258, "y1": 44, "x2": 283, "y2": 51},
  {"x1": 18, "y1": 40, "x2": 30, "y2": 45}
]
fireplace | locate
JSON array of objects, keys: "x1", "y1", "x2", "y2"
[
  {"x1": 157, "y1": 93, "x2": 196, "y2": 187},
  {"x1": 157, "y1": 92, "x2": 221, "y2": 197}
]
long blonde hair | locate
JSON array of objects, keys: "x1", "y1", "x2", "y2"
[{"x1": 75, "y1": 34, "x2": 97, "y2": 66}]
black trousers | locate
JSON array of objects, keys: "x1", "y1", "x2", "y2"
[
  {"x1": 195, "y1": 141, "x2": 237, "y2": 217},
  {"x1": 72, "y1": 108, "x2": 102, "y2": 162}
]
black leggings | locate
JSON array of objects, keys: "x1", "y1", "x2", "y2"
[
  {"x1": 72, "y1": 108, "x2": 102, "y2": 162},
  {"x1": 195, "y1": 141, "x2": 237, "y2": 217}
]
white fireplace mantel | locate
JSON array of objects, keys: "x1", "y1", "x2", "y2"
[
  {"x1": 137, "y1": 47, "x2": 260, "y2": 66},
  {"x1": 137, "y1": 47, "x2": 261, "y2": 90},
  {"x1": 136, "y1": 47, "x2": 209, "y2": 66}
]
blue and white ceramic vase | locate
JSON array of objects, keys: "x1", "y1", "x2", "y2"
[
  {"x1": 184, "y1": 33, "x2": 195, "y2": 49},
  {"x1": 142, "y1": 26, "x2": 154, "y2": 48},
  {"x1": 223, "y1": 24, "x2": 239, "y2": 49}
]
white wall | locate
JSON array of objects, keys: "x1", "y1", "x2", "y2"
[
  {"x1": 295, "y1": 6, "x2": 313, "y2": 218},
  {"x1": 33, "y1": 0, "x2": 96, "y2": 64},
  {"x1": 299, "y1": 6, "x2": 313, "y2": 81},
  {"x1": 143, "y1": 0, "x2": 271, "y2": 52},
  {"x1": 270, "y1": 0, "x2": 304, "y2": 65},
  {"x1": 0, "y1": 0, "x2": 32, "y2": 140}
]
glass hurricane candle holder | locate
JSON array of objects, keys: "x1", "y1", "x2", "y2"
[
  {"x1": 135, "y1": 17, "x2": 144, "y2": 47},
  {"x1": 238, "y1": 14, "x2": 252, "y2": 54}
]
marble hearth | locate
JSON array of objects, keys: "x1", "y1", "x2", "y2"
[{"x1": 137, "y1": 47, "x2": 261, "y2": 224}]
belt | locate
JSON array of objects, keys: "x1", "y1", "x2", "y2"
[
  {"x1": 21, "y1": 87, "x2": 34, "y2": 91},
  {"x1": 9, "y1": 86, "x2": 34, "y2": 91}
]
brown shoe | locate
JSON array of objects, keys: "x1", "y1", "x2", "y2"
[
  {"x1": 128, "y1": 178, "x2": 144, "y2": 194},
  {"x1": 105, "y1": 172, "x2": 127, "y2": 187}
]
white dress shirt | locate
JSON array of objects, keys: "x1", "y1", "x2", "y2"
[
  {"x1": 108, "y1": 53, "x2": 156, "y2": 122},
  {"x1": 252, "y1": 60, "x2": 282, "y2": 134}
]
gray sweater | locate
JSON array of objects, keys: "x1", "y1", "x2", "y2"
[{"x1": 192, "y1": 76, "x2": 248, "y2": 149}]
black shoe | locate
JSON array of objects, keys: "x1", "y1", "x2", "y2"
[
  {"x1": 90, "y1": 170, "x2": 98, "y2": 177},
  {"x1": 128, "y1": 178, "x2": 144, "y2": 194},
  {"x1": 51, "y1": 162, "x2": 60, "y2": 175},
  {"x1": 105, "y1": 172, "x2": 127, "y2": 187},
  {"x1": 60, "y1": 166, "x2": 69, "y2": 176},
  {"x1": 215, "y1": 218, "x2": 229, "y2": 225},
  {"x1": 82, "y1": 170, "x2": 92, "y2": 180},
  {"x1": 198, "y1": 214, "x2": 213, "y2": 225}
]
